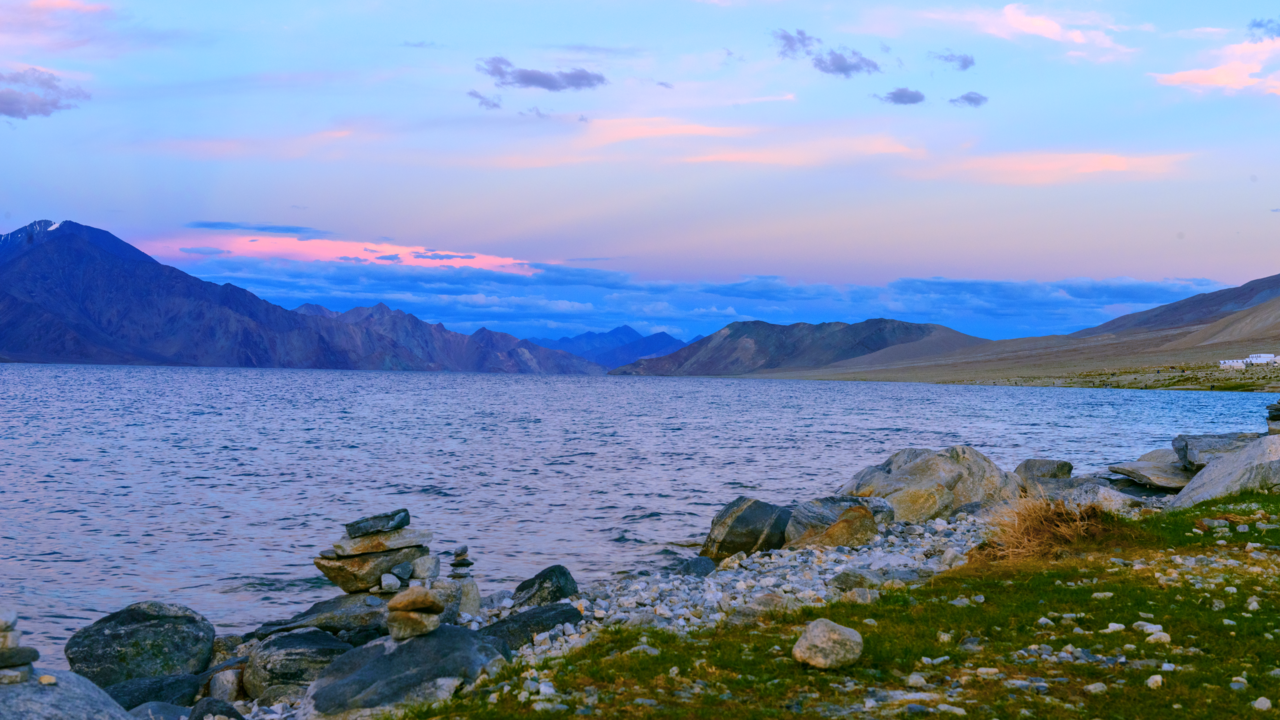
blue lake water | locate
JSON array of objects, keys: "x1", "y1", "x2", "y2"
[{"x1": 1, "y1": 363, "x2": 1274, "y2": 666}]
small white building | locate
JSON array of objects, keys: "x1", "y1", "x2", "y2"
[
  {"x1": 1219, "y1": 354, "x2": 1277, "y2": 369},
  {"x1": 1221, "y1": 359, "x2": 1247, "y2": 369},
  {"x1": 1249, "y1": 354, "x2": 1277, "y2": 364}
]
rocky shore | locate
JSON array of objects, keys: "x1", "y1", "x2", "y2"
[{"x1": 7, "y1": 408, "x2": 1280, "y2": 719}]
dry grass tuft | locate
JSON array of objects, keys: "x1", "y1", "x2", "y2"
[{"x1": 974, "y1": 497, "x2": 1110, "y2": 562}]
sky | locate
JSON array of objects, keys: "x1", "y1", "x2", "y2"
[{"x1": 2, "y1": 1, "x2": 1278, "y2": 341}]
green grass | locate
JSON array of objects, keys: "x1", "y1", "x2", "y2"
[{"x1": 398, "y1": 497, "x2": 1280, "y2": 720}]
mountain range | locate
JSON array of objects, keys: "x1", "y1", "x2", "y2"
[{"x1": 529, "y1": 326, "x2": 696, "y2": 369}]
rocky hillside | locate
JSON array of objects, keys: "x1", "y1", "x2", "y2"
[
  {"x1": 610, "y1": 319, "x2": 989, "y2": 376},
  {"x1": 1073, "y1": 272, "x2": 1280, "y2": 338}
]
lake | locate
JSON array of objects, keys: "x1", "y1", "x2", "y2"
[{"x1": 1, "y1": 363, "x2": 1273, "y2": 666}]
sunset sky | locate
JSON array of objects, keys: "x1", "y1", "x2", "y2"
[{"x1": 4, "y1": 0, "x2": 1278, "y2": 339}]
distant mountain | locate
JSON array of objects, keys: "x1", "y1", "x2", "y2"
[
  {"x1": 1160, "y1": 296, "x2": 1280, "y2": 350},
  {"x1": 528, "y1": 326, "x2": 643, "y2": 357},
  {"x1": 588, "y1": 331, "x2": 687, "y2": 370},
  {"x1": 295, "y1": 303, "x2": 340, "y2": 319},
  {"x1": 1073, "y1": 273, "x2": 1280, "y2": 338},
  {"x1": 610, "y1": 319, "x2": 989, "y2": 376},
  {"x1": 0, "y1": 220, "x2": 603, "y2": 375}
]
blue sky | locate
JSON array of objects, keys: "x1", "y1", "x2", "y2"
[{"x1": 3, "y1": 1, "x2": 1278, "y2": 339}]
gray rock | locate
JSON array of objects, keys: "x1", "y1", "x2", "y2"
[
  {"x1": 128, "y1": 701, "x2": 188, "y2": 720},
  {"x1": 258, "y1": 683, "x2": 308, "y2": 706},
  {"x1": 189, "y1": 697, "x2": 246, "y2": 720},
  {"x1": 479, "y1": 604, "x2": 584, "y2": 658},
  {"x1": 828, "y1": 569, "x2": 881, "y2": 592},
  {"x1": 105, "y1": 674, "x2": 201, "y2": 710},
  {"x1": 65, "y1": 602, "x2": 215, "y2": 688},
  {"x1": 344, "y1": 509, "x2": 410, "y2": 539},
  {"x1": 2, "y1": 667, "x2": 133, "y2": 719},
  {"x1": 676, "y1": 556, "x2": 717, "y2": 578},
  {"x1": 299, "y1": 627, "x2": 505, "y2": 720},
  {"x1": 410, "y1": 555, "x2": 440, "y2": 580},
  {"x1": 331, "y1": 528, "x2": 431, "y2": 557},
  {"x1": 244, "y1": 628, "x2": 353, "y2": 700},
  {"x1": 313, "y1": 547, "x2": 432, "y2": 594},
  {"x1": 698, "y1": 496, "x2": 792, "y2": 561},
  {"x1": 1173, "y1": 433, "x2": 1261, "y2": 471},
  {"x1": 480, "y1": 590, "x2": 514, "y2": 609},
  {"x1": 784, "y1": 496, "x2": 894, "y2": 543},
  {"x1": 458, "y1": 578, "x2": 481, "y2": 618},
  {"x1": 1014, "y1": 459, "x2": 1073, "y2": 482},
  {"x1": 246, "y1": 594, "x2": 387, "y2": 641},
  {"x1": 0, "y1": 645, "x2": 39, "y2": 667},
  {"x1": 1170, "y1": 435, "x2": 1280, "y2": 508},
  {"x1": 791, "y1": 619, "x2": 863, "y2": 669},
  {"x1": 1062, "y1": 484, "x2": 1146, "y2": 513},
  {"x1": 840, "y1": 446, "x2": 1023, "y2": 524},
  {"x1": 512, "y1": 565, "x2": 579, "y2": 608},
  {"x1": 1108, "y1": 461, "x2": 1196, "y2": 489},
  {"x1": 430, "y1": 579, "x2": 462, "y2": 625},
  {"x1": 1139, "y1": 448, "x2": 1179, "y2": 464}
]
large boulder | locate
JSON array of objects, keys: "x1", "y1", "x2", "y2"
[
  {"x1": 1108, "y1": 461, "x2": 1195, "y2": 489},
  {"x1": 105, "y1": 674, "x2": 201, "y2": 710},
  {"x1": 791, "y1": 619, "x2": 863, "y2": 669},
  {"x1": 2, "y1": 667, "x2": 133, "y2": 720},
  {"x1": 299, "y1": 626, "x2": 506, "y2": 720},
  {"x1": 512, "y1": 565, "x2": 578, "y2": 608},
  {"x1": 1014, "y1": 459, "x2": 1073, "y2": 483},
  {"x1": 65, "y1": 602, "x2": 215, "y2": 688},
  {"x1": 786, "y1": 507, "x2": 878, "y2": 549},
  {"x1": 243, "y1": 628, "x2": 353, "y2": 700},
  {"x1": 247, "y1": 594, "x2": 387, "y2": 642},
  {"x1": 839, "y1": 446, "x2": 1023, "y2": 524},
  {"x1": 314, "y1": 547, "x2": 431, "y2": 594},
  {"x1": 784, "y1": 496, "x2": 893, "y2": 543},
  {"x1": 1170, "y1": 435, "x2": 1280, "y2": 508},
  {"x1": 699, "y1": 496, "x2": 792, "y2": 561},
  {"x1": 479, "y1": 604, "x2": 583, "y2": 657},
  {"x1": 1173, "y1": 433, "x2": 1261, "y2": 471}
]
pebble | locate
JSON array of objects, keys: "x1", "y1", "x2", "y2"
[
  {"x1": 1083, "y1": 682, "x2": 1108, "y2": 694},
  {"x1": 1147, "y1": 675, "x2": 1163, "y2": 689},
  {"x1": 1256, "y1": 697, "x2": 1273, "y2": 711}
]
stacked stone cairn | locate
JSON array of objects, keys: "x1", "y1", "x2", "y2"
[
  {"x1": 313, "y1": 508, "x2": 437, "y2": 594},
  {"x1": 1268, "y1": 401, "x2": 1280, "y2": 435},
  {"x1": 0, "y1": 608, "x2": 42, "y2": 686}
]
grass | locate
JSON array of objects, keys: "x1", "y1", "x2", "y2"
[{"x1": 399, "y1": 494, "x2": 1280, "y2": 720}]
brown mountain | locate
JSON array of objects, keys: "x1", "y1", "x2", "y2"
[
  {"x1": 609, "y1": 319, "x2": 989, "y2": 376},
  {"x1": 1072, "y1": 272, "x2": 1280, "y2": 338},
  {"x1": 1160, "y1": 296, "x2": 1280, "y2": 350}
]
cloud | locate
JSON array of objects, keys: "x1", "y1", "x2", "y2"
[
  {"x1": 414, "y1": 251, "x2": 477, "y2": 260},
  {"x1": 950, "y1": 91, "x2": 988, "y2": 107},
  {"x1": 878, "y1": 87, "x2": 925, "y2": 104},
  {"x1": 186, "y1": 221, "x2": 335, "y2": 239},
  {"x1": 1152, "y1": 36, "x2": 1280, "y2": 95},
  {"x1": 812, "y1": 49, "x2": 881, "y2": 77},
  {"x1": 656, "y1": 81, "x2": 673, "y2": 89},
  {"x1": 477, "y1": 56, "x2": 607, "y2": 91},
  {"x1": 773, "y1": 29, "x2": 820, "y2": 59},
  {"x1": 922, "y1": 4, "x2": 1134, "y2": 62},
  {"x1": 931, "y1": 50, "x2": 975, "y2": 70},
  {"x1": 1250, "y1": 18, "x2": 1280, "y2": 39},
  {"x1": 914, "y1": 151, "x2": 1190, "y2": 185},
  {"x1": 376, "y1": 254, "x2": 402, "y2": 263},
  {"x1": 178, "y1": 246, "x2": 228, "y2": 255},
  {"x1": 0, "y1": 0, "x2": 171, "y2": 54},
  {"x1": 336, "y1": 256, "x2": 368, "y2": 263},
  {"x1": 0, "y1": 67, "x2": 89, "y2": 119},
  {"x1": 467, "y1": 89, "x2": 500, "y2": 110}
]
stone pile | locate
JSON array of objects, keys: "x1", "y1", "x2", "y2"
[
  {"x1": 0, "y1": 607, "x2": 40, "y2": 685},
  {"x1": 1269, "y1": 401, "x2": 1280, "y2": 435},
  {"x1": 313, "y1": 508, "x2": 436, "y2": 594}
]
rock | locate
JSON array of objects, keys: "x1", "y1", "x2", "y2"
[
  {"x1": 299, "y1": 626, "x2": 505, "y2": 720},
  {"x1": 480, "y1": 590, "x2": 514, "y2": 609},
  {"x1": 479, "y1": 604, "x2": 584, "y2": 658},
  {"x1": 727, "y1": 593, "x2": 800, "y2": 626},
  {"x1": 387, "y1": 587, "x2": 447, "y2": 613},
  {"x1": 189, "y1": 696, "x2": 247, "y2": 720},
  {"x1": 243, "y1": 628, "x2": 353, "y2": 700},
  {"x1": 247, "y1": 594, "x2": 386, "y2": 642},
  {"x1": 104, "y1": 674, "x2": 202, "y2": 710},
  {"x1": 1014, "y1": 459, "x2": 1073, "y2": 482},
  {"x1": 332, "y1": 528, "x2": 432, "y2": 557},
  {"x1": 1174, "y1": 433, "x2": 1261, "y2": 471},
  {"x1": 1063, "y1": 484, "x2": 1145, "y2": 513},
  {"x1": 387, "y1": 612, "x2": 442, "y2": 641},
  {"x1": 128, "y1": 701, "x2": 188, "y2": 720},
  {"x1": 0, "y1": 667, "x2": 133, "y2": 720},
  {"x1": 0, "y1": 646, "x2": 38, "y2": 667},
  {"x1": 1170, "y1": 435, "x2": 1280, "y2": 508},
  {"x1": 209, "y1": 635, "x2": 243, "y2": 665},
  {"x1": 379, "y1": 574, "x2": 401, "y2": 593},
  {"x1": 0, "y1": 664, "x2": 32, "y2": 684},
  {"x1": 1083, "y1": 682, "x2": 1107, "y2": 694},
  {"x1": 343, "y1": 509, "x2": 411, "y2": 539},
  {"x1": 840, "y1": 446, "x2": 1023, "y2": 524},
  {"x1": 698, "y1": 496, "x2": 792, "y2": 561},
  {"x1": 1147, "y1": 675, "x2": 1163, "y2": 689},
  {"x1": 1139, "y1": 448, "x2": 1179, "y2": 464},
  {"x1": 410, "y1": 555, "x2": 440, "y2": 580},
  {"x1": 208, "y1": 668, "x2": 241, "y2": 701},
  {"x1": 1108, "y1": 461, "x2": 1197, "y2": 489},
  {"x1": 314, "y1": 547, "x2": 432, "y2": 594},
  {"x1": 458, "y1": 578, "x2": 481, "y2": 618},
  {"x1": 787, "y1": 506, "x2": 878, "y2": 549},
  {"x1": 784, "y1": 496, "x2": 894, "y2": 543},
  {"x1": 65, "y1": 601, "x2": 216, "y2": 688},
  {"x1": 430, "y1": 579, "x2": 463, "y2": 625},
  {"x1": 1256, "y1": 697, "x2": 1273, "y2": 711},
  {"x1": 791, "y1": 619, "x2": 863, "y2": 669},
  {"x1": 676, "y1": 556, "x2": 717, "y2": 578},
  {"x1": 828, "y1": 568, "x2": 899, "y2": 592},
  {"x1": 512, "y1": 565, "x2": 579, "y2": 608},
  {"x1": 843, "y1": 588, "x2": 881, "y2": 605}
]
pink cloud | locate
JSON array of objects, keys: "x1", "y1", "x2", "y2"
[
  {"x1": 579, "y1": 117, "x2": 753, "y2": 148},
  {"x1": 1152, "y1": 37, "x2": 1280, "y2": 95},
  {"x1": 913, "y1": 151, "x2": 1190, "y2": 185},
  {"x1": 921, "y1": 4, "x2": 1134, "y2": 61}
]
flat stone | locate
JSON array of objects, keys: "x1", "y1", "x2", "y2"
[
  {"x1": 479, "y1": 604, "x2": 584, "y2": 658},
  {"x1": 512, "y1": 565, "x2": 579, "y2": 608},
  {"x1": 387, "y1": 587, "x2": 447, "y2": 613},
  {"x1": 1108, "y1": 461, "x2": 1195, "y2": 489},
  {"x1": 246, "y1": 594, "x2": 386, "y2": 641},
  {"x1": 66, "y1": 601, "x2": 215, "y2": 688},
  {"x1": 387, "y1": 612, "x2": 442, "y2": 641},
  {"x1": 244, "y1": 628, "x2": 352, "y2": 700},
  {"x1": 314, "y1": 546, "x2": 431, "y2": 594},
  {"x1": 784, "y1": 496, "x2": 894, "y2": 543},
  {"x1": 1139, "y1": 448, "x2": 1179, "y2": 464},
  {"x1": 189, "y1": 696, "x2": 247, "y2": 720},
  {"x1": 0, "y1": 645, "x2": 39, "y2": 668},
  {"x1": 332, "y1": 528, "x2": 432, "y2": 557},
  {"x1": 792, "y1": 618, "x2": 863, "y2": 669},
  {"x1": 344, "y1": 509, "x2": 411, "y2": 539},
  {"x1": 2, "y1": 667, "x2": 132, "y2": 719},
  {"x1": 0, "y1": 663, "x2": 32, "y2": 685},
  {"x1": 699, "y1": 496, "x2": 792, "y2": 561}
]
